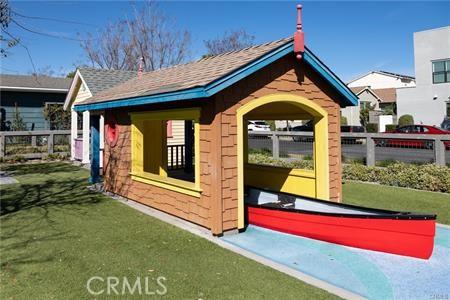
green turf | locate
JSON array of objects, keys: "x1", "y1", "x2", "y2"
[
  {"x1": 0, "y1": 163, "x2": 336, "y2": 299},
  {"x1": 343, "y1": 181, "x2": 450, "y2": 224}
]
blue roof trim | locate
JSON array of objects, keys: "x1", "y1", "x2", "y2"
[{"x1": 74, "y1": 41, "x2": 357, "y2": 112}]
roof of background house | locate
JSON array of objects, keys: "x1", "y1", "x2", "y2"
[
  {"x1": 371, "y1": 88, "x2": 396, "y2": 103},
  {"x1": 347, "y1": 70, "x2": 415, "y2": 85},
  {"x1": 376, "y1": 70, "x2": 415, "y2": 81},
  {"x1": 74, "y1": 37, "x2": 358, "y2": 110},
  {"x1": 350, "y1": 86, "x2": 397, "y2": 103},
  {"x1": 77, "y1": 68, "x2": 138, "y2": 95},
  {"x1": 0, "y1": 74, "x2": 71, "y2": 92}
]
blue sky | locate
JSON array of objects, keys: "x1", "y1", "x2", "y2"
[{"x1": 2, "y1": 1, "x2": 449, "y2": 82}]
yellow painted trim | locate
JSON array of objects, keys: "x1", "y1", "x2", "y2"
[
  {"x1": 130, "y1": 108, "x2": 201, "y2": 121},
  {"x1": 131, "y1": 172, "x2": 202, "y2": 198},
  {"x1": 236, "y1": 93, "x2": 330, "y2": 229},
  {"x1": 245, "y1": 164, "x2": 316, "y2": 198},
  {"x1": 245, "y1": 163, "x2": 316, "y2": 178},
  {"x1": 194, "y1": 121, "x2": 201, "y2": 190},
  {"x1": 130, "y1": 107, "x2": 202, "y2": 195}
]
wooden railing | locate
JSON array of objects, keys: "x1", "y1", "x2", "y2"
[
  {"x1": 167, "y1": 144, "x2": 185, "y2": 170},
  {"x1": 0, "y1": 130, "x2": 81, "y2": 159}
]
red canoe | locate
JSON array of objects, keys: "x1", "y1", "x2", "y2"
[{"x1": 245, "y1": 188, "x2": 436, "y2": 259}]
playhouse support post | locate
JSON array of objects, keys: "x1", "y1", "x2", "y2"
[
  {"x1": 82, "y1": 110, "x2": 90, "y2": 164},
  {"x1": 184, "y1": 120, "x2": 194, "y2": 173},
  {"x1": 89, "y1": 115, "x2": 101, "y2": 184},
  {"x1": 210, "y1": 110, "x2": 223, "y2": 235},
  {"x1": 70, "y1": 109, "x2": 78, "y2": 160}
]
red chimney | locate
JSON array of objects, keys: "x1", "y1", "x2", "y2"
[{"x1": 294, "y1": 4, "x2": 305, "y2": 60}]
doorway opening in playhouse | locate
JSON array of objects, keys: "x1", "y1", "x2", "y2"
[{"x1": 236, "y1": 94, "x2": 329, "y2": 229}]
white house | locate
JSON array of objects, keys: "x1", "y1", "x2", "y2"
[
  {"x1": 342, "y1": 71, "x2": 416, "y2": 126},
  {"x1": 397, "y1": 26, "x2": 450, "y2": 126},
  {"x1": 348, "y1": 70, "x2": 416, "y2": 89}
]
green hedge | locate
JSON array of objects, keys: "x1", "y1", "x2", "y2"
[
  {"x1": 385, "y1": 124, "x2": 397, "y2": 132},
  {"x1": 366, "y1": 123, "x2": 378, "y2": 133},
  {"x1": 248, "y1": 153, "x2": 314, "y2": 170},
  {"x1": 398, "y1": 114, "x2": 414, "y2": 127},
  {"x1": 343, "y1": 163, "x2": 450, "y2": 193}
]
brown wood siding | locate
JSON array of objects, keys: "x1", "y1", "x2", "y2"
[
  {"x1": 213, "y1": 55, "x2": 343, "y2": 231},
  {"x1": 102, "y1": 54, "x2": 343, "y2": 234}
]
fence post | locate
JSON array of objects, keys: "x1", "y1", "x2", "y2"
[
  {"x1": 48, "y1": 133, "x2": 54, "y2": 154},
  {"x1": 366, "y1": 136, "x2": 375, "y2": 166},
  {"x1": 272, "y1": 132, "x2": 279, "y2": 159},
  {"x1": 31, "y1": 135, "x2": 37, "y2": 147},
  {"x1": 434, "y1": 138, "x2": 445, "y2": 167},
  {"x1": 0, "y1": 134, "x2": 5, "y2": 157}
]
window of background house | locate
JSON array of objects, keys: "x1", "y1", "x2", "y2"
[{"x1": 432, "y1": 60, "x2": 450, "y2": 84}]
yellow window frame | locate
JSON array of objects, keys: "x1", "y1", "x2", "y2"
[{"x1": 130, "y1": 108, "x2": 202, "y2": 198}]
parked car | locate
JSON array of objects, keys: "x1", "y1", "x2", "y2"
[
  {"x1": 248, "y1": 120, "x2": 270, "y2": 131},
  {"x1": 341, "y1": 125, "x2": 365, "y2": 144},
  {"x1": 377, "y1": 125, "x2": 450, "y2": 149},
  {"x1": 291, "y1": 121, "x2": 313, "y2": 142},
  {"x1": 441, "y1": 118, "x2": 450, "y2": 131}
]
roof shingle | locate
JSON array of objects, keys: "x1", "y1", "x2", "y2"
[
  {"x1": 0, "y1": 74, "x2": 71, "y2": 90},
  {"x1": 79, "y1": 37, "x2": 293, "y2": 105},
  {"x1": 78, "y1": 68, "x2": 137, "y2": 95}
]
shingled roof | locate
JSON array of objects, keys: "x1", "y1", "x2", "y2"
[
  {"x1": 350, "y1": 86, "x2": 397, "y2": 103},
  {"x1": 74, "y1": 37, "x2": 358, "y2": 110},
  {"x1": 79, "y1": 37, "x2": 293, "y2": 105},
  {"x1": 0, "y1": 74, "x2": 71, "y2": 91},
  {"x1": 78, "y1": 68, "x2": 137, "y2": 95}
]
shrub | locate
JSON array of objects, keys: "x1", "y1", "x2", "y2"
[
  {"x1": 343, "y1": 162, "x2": 450, "y2": 193},
  {"x1": 398, "y1": 114, "x2": 414, "y2": 127},
  {"x1": 248, "y1": 152, "x2": 313, "y2": 170},
  {"x1": 340, "y1": 116, "x2": 348, "y2": 126},
  {"x1": 385, "y1": 124, "x2": 397, "y2": 132},
  {"x1": 366, "y1": 123, "x2": 378, "y2": 133}
]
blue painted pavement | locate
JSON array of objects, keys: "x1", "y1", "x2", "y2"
[{"x1": 221, "y1": 225, "x2": 450, "y2": 299}]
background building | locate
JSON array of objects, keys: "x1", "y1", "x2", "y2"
[
  {"x1": 397, "y1": 26, "x2": 450, "y2": 126},
  {"x1": 0, "y1": 74, "x2": 71, "y2": 131}
]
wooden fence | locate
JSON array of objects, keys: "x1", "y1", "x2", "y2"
[{"x1": 0, "y1": 130, "x2": 80, "y2": 159}]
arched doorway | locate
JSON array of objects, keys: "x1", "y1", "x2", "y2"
[{"x1": 236, "y1": 93, "x2": 329, "y2": 229}]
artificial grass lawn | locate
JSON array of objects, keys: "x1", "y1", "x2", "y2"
[
  {"x1": 0, "y1": 163, "x2": 336, "y2": 299},
  {"x1": 343, "y1": 181, "x2": 450, "y2": 225}
]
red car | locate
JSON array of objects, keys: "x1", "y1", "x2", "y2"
[{"x1": 377, "y1": 125, "x2": 450, "y2": 149}]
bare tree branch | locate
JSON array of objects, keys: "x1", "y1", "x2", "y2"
[
  {"x1": 79, "y1": 1, "x2": 191, "y2": 71},
  {"x1": 204, "y1": 29, "x2": 255, "y2": 56}
]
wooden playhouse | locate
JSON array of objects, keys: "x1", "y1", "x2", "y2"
[
  {"x1": 73, "y1": 7, "x2": 437, "y2": 259},
  {"x1": 74, "y1": 32, "x2": 359, "y2": 235}
]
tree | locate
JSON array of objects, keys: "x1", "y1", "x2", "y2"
[
  {"x1": 204, "y1": 29, "x2": 255, "y2": 56},
  {"x1": 80, "y1": 1, "x2": 191, "y2": 71},
  {"x1": 0, "y1": 0, "x2": 18, "y2": 57},
  {"x1": 359, "y1": 103, "x2": 375, "y2": 128},
  {"x1": 398, "y1": 114, "x2": 414, "y2": 127},
  {"x1": 340, "y1": 116, "x2": 348, "y2": 126},
  {"x1": 11, "y1": 102, "x2": 26, "y2": 131},
  {"x1": 43, "y1": 104, "x2": 70, "y2": 130}
]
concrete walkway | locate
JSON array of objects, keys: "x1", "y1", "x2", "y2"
[
  {"x1": 221, "y1": 225, "x2": 450, "y2": 300},
  {"x1": 111, "y1": 194, "x2": 449, "y2": 300},
  {"x1": 0, "y1": 171, "x2": 18, "y2": 185}
]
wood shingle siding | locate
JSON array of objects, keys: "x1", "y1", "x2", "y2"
[{"x1": 103, "y1": 55, "x2": 343, "y2": 234}]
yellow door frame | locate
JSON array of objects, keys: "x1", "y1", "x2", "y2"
[{"x1": 236, "y1": 93, "x2": 329, "y2": 229}]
